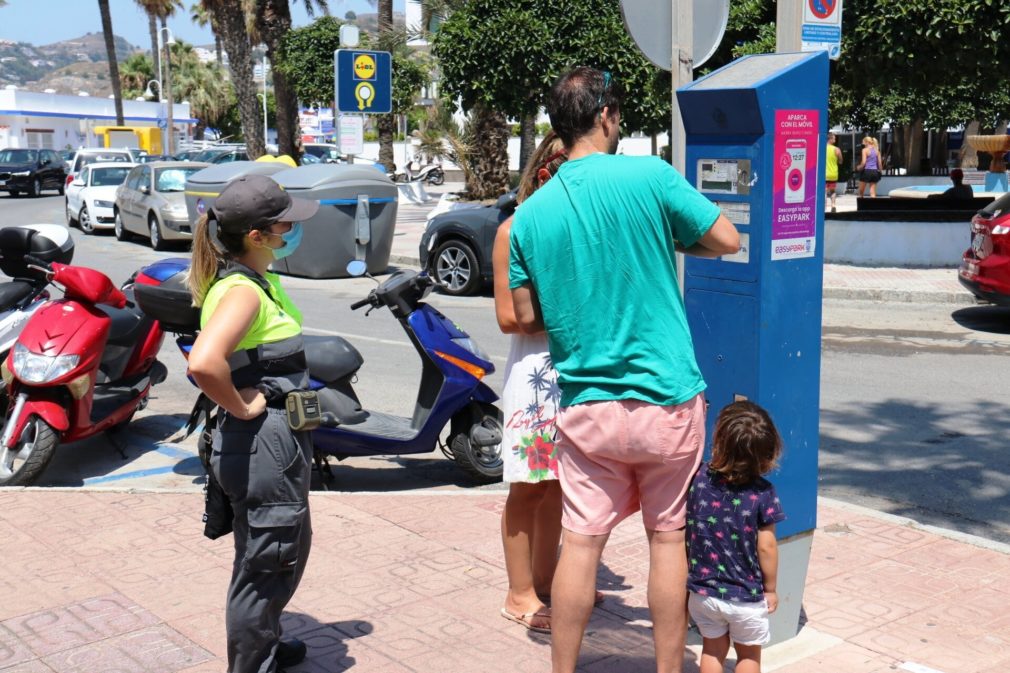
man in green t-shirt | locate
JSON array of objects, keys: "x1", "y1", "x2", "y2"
[{"x1": 509, "y1": 67, "x2": 739, "y2": 673}]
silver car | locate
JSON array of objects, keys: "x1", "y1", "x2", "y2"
[{"x1": 115, "y1": 161, "x2": 208, "y2": 250}]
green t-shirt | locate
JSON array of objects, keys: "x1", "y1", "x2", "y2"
[
  {"x1": 509, "y1": 153, "x2": 720, "y2": 408},
  {"x1": 200, "y1": 271, "x2": 302, "y2": 352}
]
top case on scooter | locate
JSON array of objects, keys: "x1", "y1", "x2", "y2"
[{"x1": 0, "y1": 225, "x2": 74, "y2": 280}]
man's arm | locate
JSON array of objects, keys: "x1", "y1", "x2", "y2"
[
  {"x1": 511, "y1": 283, "x2": 545, "y2": 334},
  {"x1": 675, "y1": 213, "x2": 740, "y2": 258}
]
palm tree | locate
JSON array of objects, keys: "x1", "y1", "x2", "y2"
[
  {"x1": 119, "y1": 53, "x2": 155, "y2": 98},
  {"x1": 202, "y1": 0, "x2": 265, "y2": 158},
  {"x1": 254, "y1": 0, "x2": 328, "y2": 159},
  {"x1": 170, "y1": 42, "x2": 230, "y2": 140},
  {"x1": 97, "y1": 0, "x2": 125, "y2": 126},
  {"x1": 191, "y1": 2, "x2": 223, "y2": 65}
]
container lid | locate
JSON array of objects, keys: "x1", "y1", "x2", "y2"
[
  {"x1": 273, "y1": 164, "x2": 395, "y2": 191},
  {"x1": 186, "y1": 160, "x2": 289, "y2": 186}
]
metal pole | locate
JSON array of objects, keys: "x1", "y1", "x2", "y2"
[
  {"x1": 164, "y1": 31, "x2": 174, "y2": 156},
  {"x1": 776, "y1": 0, "x2": 804, "y2": 52},
  {"x1": 672, "y1": 0, "x2": 693, "y2": 294},
  {"x1": 263, "y1": 53, "x2": 269, "y2": 148}
]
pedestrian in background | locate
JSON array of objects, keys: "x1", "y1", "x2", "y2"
[
  {"x1": 509, "y1": 66, "x2": 740, "y2": 673},
  {"x1": 492, "y1": 131, "x2": 604, "y2": 634},
  {"x1": 857, "y1": 136, "x2": 882, "y2": 198},
  {"x1": 825, "y1": 132, "x2": 843, "y2": 212},
  {"x1": 187, "y1": 175, "x2": 318, "y2": 673},
  {"x1": 686, "y1": 401, "x2": 786, "y2": 673}
]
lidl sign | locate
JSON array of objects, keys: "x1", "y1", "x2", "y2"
[{"x1": 334, "y1": 49, "x2": 392, "y2": 114}]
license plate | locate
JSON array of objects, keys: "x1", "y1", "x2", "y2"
[{"x1": 0, "y1": 180, "x2": 6, "y2": 187}]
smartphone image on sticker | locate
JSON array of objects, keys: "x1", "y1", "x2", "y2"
[{"x1": 785, "y1": 139, "x2": 807, "y2": 204}]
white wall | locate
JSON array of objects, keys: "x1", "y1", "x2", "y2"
[{"x1": 824, "y1": 218, "x2": 965, "y2": 267}]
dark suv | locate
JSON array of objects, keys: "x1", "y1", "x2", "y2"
[
  {"x1": 0, "y1": 148, "x2": 67, "y2": 197},
  {"x1": 418, "y1": 191, "x2": 517, "y2": 296}
]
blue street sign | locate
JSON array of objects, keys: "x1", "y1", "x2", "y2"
[{"x1": 334, "y1": 49, "x2": 392, "y2": 115}]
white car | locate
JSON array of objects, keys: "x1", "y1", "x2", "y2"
[
  {"x1": 65, "y1": 148, "x2": 134, "y2": 192},
  {"x1": 66, "y1": 162, "x2": 136, "y2": 234}
]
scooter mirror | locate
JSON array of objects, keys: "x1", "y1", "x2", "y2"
[{"x1": 346, "y1": 260, "x2": 367, "y2": 277}]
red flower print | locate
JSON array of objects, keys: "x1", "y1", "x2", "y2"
[{"x1": 527, "y1": 434, "x2": 555, "y2": 472}]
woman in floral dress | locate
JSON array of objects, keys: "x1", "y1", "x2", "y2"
[{"x1": 493, "y1": 133, "x2": 568, "y2": 633}]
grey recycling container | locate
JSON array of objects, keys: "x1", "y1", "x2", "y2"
[
  {"x1": 184, "y1": 160, "x2": 291, "y2": 226},
  {"x1": 271, "y1": 164, "x2": 398, "y2": 279}
]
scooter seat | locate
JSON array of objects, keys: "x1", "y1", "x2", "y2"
[
  {"x1": 303, "y1": 335, "x2": 363, "y2": 383},
  {"x1": 0, "y1": 280, "x2": 35, "y2": 311},
  {"x1": 99, "y1": 293, "x2": 149, "y2": 347}
]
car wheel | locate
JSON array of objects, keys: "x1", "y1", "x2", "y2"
[
  {"x1": 57, "y1": 180, "x2": 65, "y2": 196},
  {"x1": 114, "y1": 211, "x2": 131, "y2": 241},
  {"x1": 9, "y1": 191, "x2": 18, "y2": 198},
  {"x1": 79, "y1": 205, "x2": 94, "y2": 234},
  {"x1": 27, "y1": 179, "x2": 40, "y2": 198},
  {"x1": 432, "y1": 239, "x2": 481, "y2": 296},
  {"x1": 149, "y1": 213, "x2": 167, "y2": 251},
  {"x1": 65, "y1": 199, "x2": 77, "y2": 227}
]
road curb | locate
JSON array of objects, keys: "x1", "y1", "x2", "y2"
[
  {"x1": 389, "y1": 253, "x2": 421, "y2": 269},
  {"x1": 822, "y1": 287, "x2": 974, "y2": 305}
]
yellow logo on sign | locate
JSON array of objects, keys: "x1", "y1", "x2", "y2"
[
  {"x1": 355, "y1": 82, "x2": 375, "y2": 110},
  {"x1": 353, "y1": 54, "x2": 377, "y2": 80}
]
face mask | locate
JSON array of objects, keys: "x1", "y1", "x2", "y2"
[{"x1": 271, "y1": 222, "x2": 302, "y2": 260}]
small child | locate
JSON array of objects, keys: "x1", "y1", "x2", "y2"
[{"x1": 686, "y1": 401, "x2": 786, "y2": 673}]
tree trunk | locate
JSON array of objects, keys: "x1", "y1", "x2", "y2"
[
  {"x1": 97, "y1": 0, "x2": 124, "y2": 126},
  {"x1": 468, "y1": 103, "x2": 510, "y2": 200},
  {"x1": 207, "y1": 1, "x2": 265, "y2": 158},
  {"x1": 960, "y1": 120, "x2": 980, "y2": 169},
  {"x1": 377, "y1": 0, "x2": 394, "y2": 171},
  {"x1": 904, "y1": 118, "x2": 925, "y2": 177},
  {"x1": 215, "y1": 36, "x2": 223, "y2": 66},
  {"x1": 518, "y1": 113, "x2": 536, "y2": 173},
  {"x1": 256, "y1": 0, "x2": 300, "y2": 159},
  {"x1": 148, "y1": 14, "x2": 160, "y2": 88}
]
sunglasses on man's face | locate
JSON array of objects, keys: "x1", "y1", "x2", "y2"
[{"x1": 597, "y1": 70, "x2": 612, "y2": 111}]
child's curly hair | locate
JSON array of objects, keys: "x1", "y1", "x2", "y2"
[{"x1": 709, "y1": 401, "x2": 782, "y2": 485}]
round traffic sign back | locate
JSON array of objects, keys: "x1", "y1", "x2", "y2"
[
  {"x1": 808, "y1": 0, "x2": 837, "y2": 20},
  {"x1": 620, "y1": 0, "x2": 730, "y2": 71}
]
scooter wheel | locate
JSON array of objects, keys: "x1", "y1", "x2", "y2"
[
  {"x1": 427, "y1": 170, "x2": 444, "y2": 186},
  {"x1": 447, "y1": 402, "x2": 504, "y2": 483},
  {"x1": 0, "y1": 416, "x2": 58, "y2": 487}
]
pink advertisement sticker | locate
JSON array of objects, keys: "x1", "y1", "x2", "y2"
[{"x1": 772, "y1": 110, "x2": 820, "y2": 260}]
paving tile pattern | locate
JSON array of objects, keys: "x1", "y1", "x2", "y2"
[{"x1": 0, "y1": 490, "x2": 1005, "y2": 673}]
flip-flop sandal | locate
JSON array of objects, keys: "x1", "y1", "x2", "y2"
[
  {"x1": 537, "y1": 591, "x2": 605, "y2": 607},
  {"x1": 500, "y1": 606, "x2": 551, "y2": 634}
]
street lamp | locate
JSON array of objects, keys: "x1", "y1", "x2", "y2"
[
  {"x1": 144, "y1": 79, "x2": 162, "y2": 101},
  {"x1": 157, "y1": 27, "x2": 177, "y2": 155}
]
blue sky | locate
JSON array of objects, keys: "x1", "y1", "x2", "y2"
[{"x1": 0, "y1": 0, "x2": 402, "y2": 49}]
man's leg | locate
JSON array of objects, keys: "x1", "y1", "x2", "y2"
[
  {"x1": 646, "y1": 527, "x2": 689, "y2": 673},
  {"x1": 550, "y1": 529, "x2": 609, "y2": 673}
]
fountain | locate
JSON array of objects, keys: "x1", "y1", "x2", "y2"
[{"x1": 966, "y1": 134, "x2": 1010, "y2": 191}]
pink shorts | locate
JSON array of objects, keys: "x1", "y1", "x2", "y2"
[{"x1": 555, "y1": 394, "x2": 705, "y2": 535}]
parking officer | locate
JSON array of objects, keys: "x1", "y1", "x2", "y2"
[{"x1": 187, "y1": 175, "x2": 319, "y2": 673}]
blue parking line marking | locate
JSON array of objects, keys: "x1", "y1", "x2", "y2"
[{"x1": 84, "y1": 465, "x2": 181, "y2": 486}]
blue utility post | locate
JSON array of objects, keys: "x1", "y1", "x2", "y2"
[{"x1": 677, "y1": 50, "x2": 829, "y2": 644}]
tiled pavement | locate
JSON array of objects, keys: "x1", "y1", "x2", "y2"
[{"x1": 0, "y1": 490, "x2": 1006, "y2": 673}]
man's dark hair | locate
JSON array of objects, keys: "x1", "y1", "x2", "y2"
[{"x1": 547, "y1": 67, "x2": 622, "y2": 148}]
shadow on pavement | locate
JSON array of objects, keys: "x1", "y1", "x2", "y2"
[
  {"x1": 311, "y1": 453, "x2": 502, "y2": 492},
  {"x1": 820, "y1": 398, "x2": 1010, "y2": 542},
  {"x1": 951, "y1": 304, "x2": 1010, "y2": 335},
  {"x1": 281, "y1": 612, "x2": 373, "y2": 672}
]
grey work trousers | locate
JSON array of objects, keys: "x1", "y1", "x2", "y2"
[{"x1": 210, "y1": 407, "x2": 313, "y2": 673}]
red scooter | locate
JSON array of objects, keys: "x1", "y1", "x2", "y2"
[{"x1": 0, "y1": 256, "x2": 167, "y2": 486}]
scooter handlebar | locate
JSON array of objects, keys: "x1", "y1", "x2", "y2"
[
  {"x1": 350, "y1": 297, "x2": 373, "y2": 310},
  {"x1": 23, "y1": 254, "x2": 53, "y2": 274}
]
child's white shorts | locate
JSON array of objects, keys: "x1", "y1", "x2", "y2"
[{"x1": 688, "y1": 592, "x2": 770, "y2": 646}]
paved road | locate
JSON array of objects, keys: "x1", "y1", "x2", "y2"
[{"x1": 4, "y1": 192, "x2": 1010, "y2": 544}]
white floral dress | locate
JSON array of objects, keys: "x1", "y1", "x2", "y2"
[{"x1": 501, "y1": 333, "x2": 561, "y2": 483}]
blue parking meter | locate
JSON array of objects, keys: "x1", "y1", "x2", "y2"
[{"x1": 677, "y1": 51, "x2": 829, "y2": 643}]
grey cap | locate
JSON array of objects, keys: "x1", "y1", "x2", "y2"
[{"x1": 208, "y1": 174, "x2": 318, "y2": 232}]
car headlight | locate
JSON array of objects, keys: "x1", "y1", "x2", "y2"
[
  {"x1": 163, "y1": 206, "x2": 187, "y2": 219},
  {"x1": 12, "y1": 343, "x2": 79, "y2": 383},
  {"x1": 11, "y1": 170, "x2": 30, "y2": 177},
  {"x1": 452, "y1": 337, "x2": 490, "y2": 361},
  {"x1": 94, "y1": 199, "x2": 115, "y2": 208}
]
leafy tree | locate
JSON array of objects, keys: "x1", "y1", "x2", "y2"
[
  {"x1": 432, "y1": 0, "x2": 673, "y2": 187},
  {"x1": 190, "y1": 2, "x2": 223, "y2": 65}
]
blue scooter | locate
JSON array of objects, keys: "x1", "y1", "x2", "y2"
[{"x1": 131, "y1": 259, "x2": 504, "y2": 483}]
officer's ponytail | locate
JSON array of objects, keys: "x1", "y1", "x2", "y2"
[{"x1": 188, "y1": 214, "x2": 246, "y2": 306}]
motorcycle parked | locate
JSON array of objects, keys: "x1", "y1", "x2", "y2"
[
  {"x1": 0, "y1": 253, "x2": 167, "y2": 486},
  {"x1": 0, "y1": 225, "x2": 71, "y2": 360},
  {"x1": 132, "y1": 259, "x2": 503, "y2": 482},
  {"x1": 394, "y1": 154, "x2": 445, "y2": 186}
]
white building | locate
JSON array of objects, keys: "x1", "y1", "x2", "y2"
[{"x1": 0, "y1": 86, "x2": 195, "y2": 151}]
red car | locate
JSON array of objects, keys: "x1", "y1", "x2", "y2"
[{"x1": 959, "y1": 192, "x2": 1010, "y2": 305}]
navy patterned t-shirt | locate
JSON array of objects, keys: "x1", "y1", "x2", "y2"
[{"x1": 686, "y1": 463, "x2": 786, "y2": 603}]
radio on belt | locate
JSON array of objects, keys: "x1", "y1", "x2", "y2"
[{"x1": 677, "y1": 50, "x2": 829, "y2": 645}]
